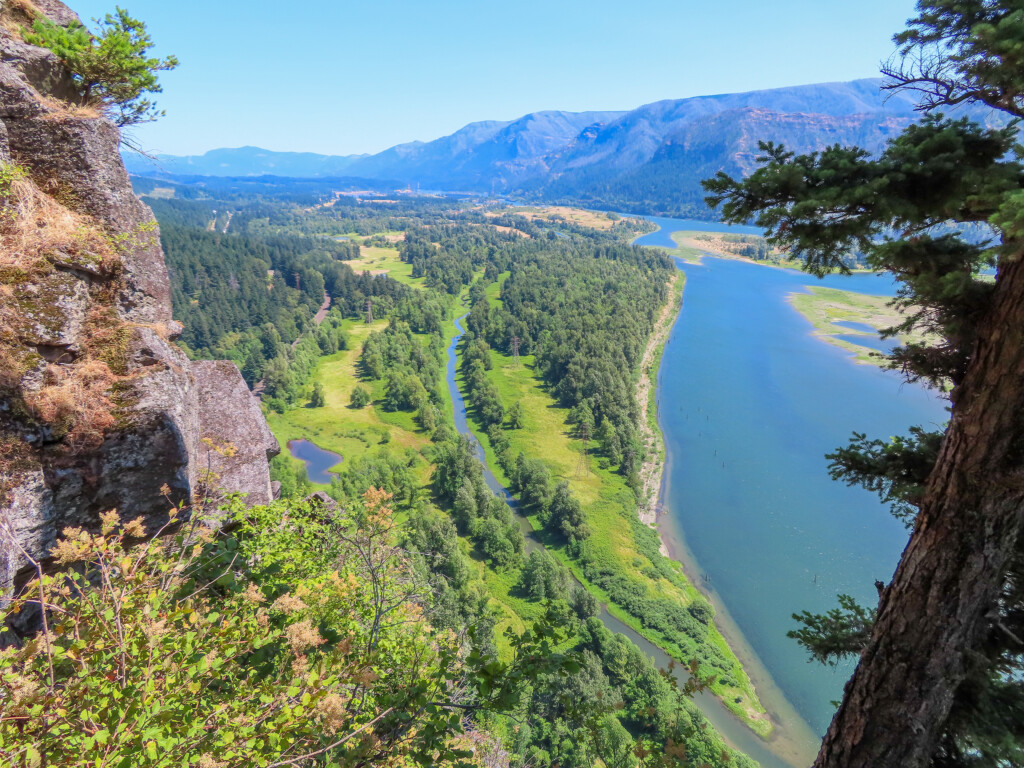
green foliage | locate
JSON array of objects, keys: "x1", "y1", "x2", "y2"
[
  {"x1": 545, "y1": 481, "x2": 591, "y2": 545},
  {"x1": 24, "y1": 8, "x2": 178, "y2": 126},
  {"x1": 702, "y1": 2, "x2": 1024, "y2": 764},
  {"x1": 506, "y1": 400, "x2": 524, "y2": 429},
  {"x1": 460, "y1": 333, "x2": 505, "y2": 429},
  {"x1": 501, "y1": 615, "x2": 758, "y2": 768},
  {"x1": 433, "y1": 437, "x2": 523, "y2": 571},
  {"x1": 350, "y1": 384, "x2": 371, "y2": 408},
  {"x1": 328, "y1": 447, "x2": 420, "y2": 506},
  {"x1": 788, "y1": 594, "x2": 878, "y2": 668},
  {"x1": 0, "y1": 495, "x2": 453, "y2": 766},
  {"x1": 269, "y1": 452, "x2": 312, "y2": 499},
  {"x1": 478, "y1": 243, "x2": 671, "y2": 487},
  {"x1": 308, "y1": 380, "x2": 326, "y2": 407},
  {"x1": 827, "y1": 426, "x2": 944, "y2": 525},
  {"x1": 1, "y1": 491, "x2": 579, "y2": 767}
]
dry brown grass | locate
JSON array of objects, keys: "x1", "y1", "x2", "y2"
[
  {"x1": 1, "y1": 175, "x2": 114, "y2": 274},
  {"x1": 25, "y1": 359, "x2": 116, "y2": 449},
  {"x1": 0, "y1": 0, "x2": 42, "y2": 33},
  {"x1": 38, "y1": 94, "x2": 102, "y2": 120},
  {"x1": 0, "y1": 170, "x2": 131, "y2": 474}
]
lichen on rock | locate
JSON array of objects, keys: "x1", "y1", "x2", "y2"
[{"x1": 0, "y1": 0, "x2": 278, "y2": 599}]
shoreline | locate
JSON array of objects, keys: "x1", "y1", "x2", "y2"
[
  {"x1": 637, "y1": 254, "x2": 822, "y2": 767},
  {"x1": 636, "y1": 271, "x2": 684, "y2": 552}
]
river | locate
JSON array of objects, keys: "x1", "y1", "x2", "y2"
[
  {"x1": 447, "y1": 315, "x2": 808, "y2": 768},
  {"x1": 634, "y1": 219, "x2": 949, "y2": 744}
]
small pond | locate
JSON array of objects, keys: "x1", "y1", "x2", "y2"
[{"x1": 287, "y1": 439, "x2": 342, "y2": 484}]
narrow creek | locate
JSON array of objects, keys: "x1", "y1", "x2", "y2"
[{"x1": 446, "y1": 314, "x2": 803, "y2": 768}]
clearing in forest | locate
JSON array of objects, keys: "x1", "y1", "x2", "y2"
[{"x1": 457, "y1": 277, "x2": 771, "y2": 735}]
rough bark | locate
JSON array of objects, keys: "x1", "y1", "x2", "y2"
[{"x1": 814, "y1": 254, "x2": 1024, "y2": 767}]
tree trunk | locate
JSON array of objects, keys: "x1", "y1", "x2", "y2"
[{"x1": 814, "y1": 254, "x2": 1024, "y2": 768}]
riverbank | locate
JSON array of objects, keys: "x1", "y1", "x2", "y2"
[
  {"x1": 456, "y1": 273, "x2": 774, "y2": 737},
  {"x1": 637, "y1": 271, "x2": 683, "y2": 540}
]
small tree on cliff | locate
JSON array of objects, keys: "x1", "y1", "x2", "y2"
[
  {"x1": 24, "y1": 7, "x2": 177, "y2": 127},
  {"x1": 703, "y1": 2, "x2": 1024, "y2": 766}
]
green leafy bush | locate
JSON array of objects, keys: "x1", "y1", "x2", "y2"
[{"x1": 0, "y1": 490, "x2": 565, "y2": 766}]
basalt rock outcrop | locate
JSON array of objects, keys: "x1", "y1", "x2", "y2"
[{"x1": 0, "y1": 0, "x2": 278, "y2": 597}]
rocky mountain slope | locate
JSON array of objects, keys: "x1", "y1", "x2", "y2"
[
  {"x1": 0, "y1": 0, "x2": 277, "y2": 600},
  {"x1": 129, "y1": 78, "x2": 1008, "y2": 216},
  {"x1": 125, "y1": 79, "x2": 933, "y2": 213}
]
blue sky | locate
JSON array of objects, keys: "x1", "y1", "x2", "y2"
[{"x1": 71, "y1": 0, "x2": 919, "y2": 156}]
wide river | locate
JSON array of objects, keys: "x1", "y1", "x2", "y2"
[
  {"x1": 447, "y1": 315, "x2": 810, "y2": 768},
  {"x1": 635, "y1": 219, "x2": 949, "y2": 742}
]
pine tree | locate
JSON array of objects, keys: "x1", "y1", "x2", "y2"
[
  {"x1": 24, "y1": 8, "x2": 178, "y2": 126},
  {"x1": 308, "y1": 381, "x2": 326, "y2": 408},
  {"x1": 702, "y1": 3, "x2": 1024, "y2": 765}
]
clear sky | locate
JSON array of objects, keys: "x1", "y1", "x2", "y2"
[{"x1": 71, "y1": 0, "x2": 919, "y2": 157}]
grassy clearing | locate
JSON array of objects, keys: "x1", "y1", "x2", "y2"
[
  {"x1": 343, "y1": 245, "x2": 420, "y2": 287},
  {"x1": 264, "y1": 318, "x2": 433, "y2": 487},
  {"x1": 489, "y1": 205, "x2": 626, "y2": 231},
  {"x1": 789, "y1": 285, "x2": 930, "y2": 365},
  {"x1": 457, "y1": 279, "x2": 771, "y2": 736}
]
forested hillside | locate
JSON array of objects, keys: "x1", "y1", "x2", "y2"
[{"x1": 118, "y1": 178, "x2": 767, "y2": 767}]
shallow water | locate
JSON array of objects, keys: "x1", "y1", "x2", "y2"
[
  {"x1": 833, "y1": 320, "x2": 877, "y2": 334},
  {"x1": 834, "y1": 333, "x2": 900, "y2": 354},
  {"x1": 639, "y1": 217, "x2": 948, "y2": 736},
  {"x1": 287, "y1": 439, "x2": 342, "y2": 484},
  {"x1": 631, "y1": 215, "x2": 762, "y2": 248}
]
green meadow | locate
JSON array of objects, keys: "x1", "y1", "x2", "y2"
[{"x1": 457, "y1": 276, "x2": 772, "y2": 735}]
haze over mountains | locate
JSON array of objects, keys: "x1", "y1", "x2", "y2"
[{"x1": 127, "y1": 78, "x2": 971, "y2": 216}]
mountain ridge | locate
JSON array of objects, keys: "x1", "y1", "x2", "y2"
[{"x1": 126, "y1": 78, "x2": 985, "y2": 215}]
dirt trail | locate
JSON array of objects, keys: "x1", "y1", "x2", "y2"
[{"x1": 636, "y1": 274, "x2": 680, "y2": 545}]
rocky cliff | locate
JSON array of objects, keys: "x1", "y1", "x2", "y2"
[{"x1": 0, "y1": 0, "x2": 278, "y2": 596}]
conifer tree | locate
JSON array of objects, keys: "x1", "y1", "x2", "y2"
[
  {"x1": 703, "y1": 2, "x2": 1024, "y2": 765},
  {"x1": 25, "y1": 7, "x2": 178, "y2": 126}
]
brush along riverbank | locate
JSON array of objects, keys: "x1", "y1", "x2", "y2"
[
  {"x1": 456, "y1": 273, "x2": 772, "y2": 737},
  {"x1": 637, "y1": 271, "x2": 684, "y2": 534}
]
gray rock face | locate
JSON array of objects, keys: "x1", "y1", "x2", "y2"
[
  {"x1": 0, "y1": 0, "x2": 279, "y2": 599},
  {"x1": 193, "y1": 360, "x2": 279, "y2": 507}
]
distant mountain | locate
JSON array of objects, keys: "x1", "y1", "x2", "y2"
[
  {"x1": 128, "y1": 79, "x2": 1001, "y2": 216},
  {"x1": 124, "y1": 146, "x2": 367, "y2": 178},
  {"x1": 342, "y1": 110, "x2": 627, "y2": 189}
]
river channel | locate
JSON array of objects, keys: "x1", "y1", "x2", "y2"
[
  {"x1": 447, "y1": 315, "x2": 810, "y2": 768},
  {"x1": 635, "y1": 219, "x2": 949, "y2": 746}
]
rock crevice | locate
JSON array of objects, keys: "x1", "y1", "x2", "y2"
[{"x1": 0, "y1": 0, "x2": 278, "y2": 596}]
